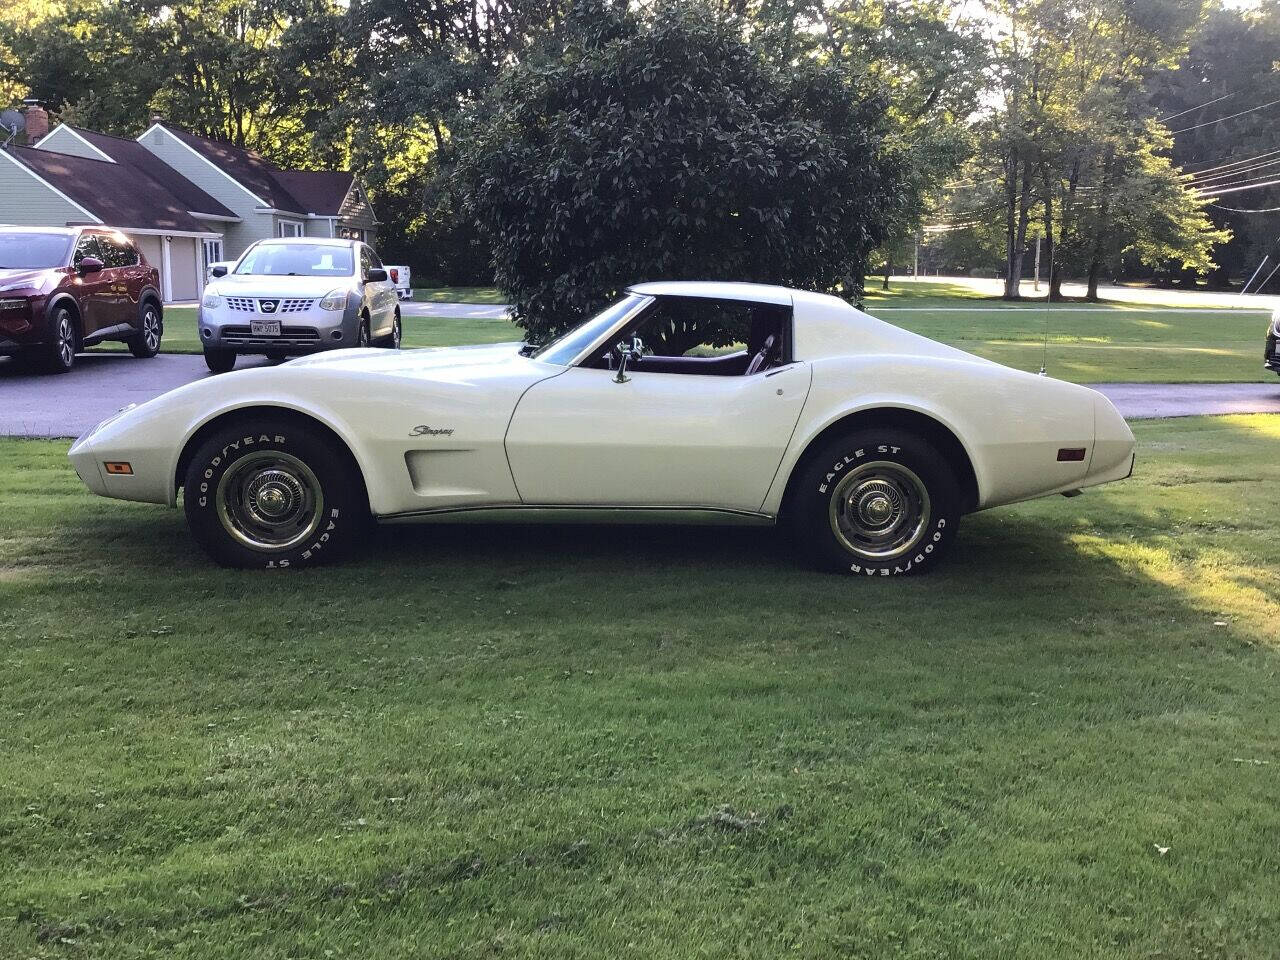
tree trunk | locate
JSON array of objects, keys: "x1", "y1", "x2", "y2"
[
  {"x1": 1086, "y1": 260, "x2": 1102, "y2": 301},
  {"x1": 1006, "y1": 158, "x2": 1033, "y2": 300},
  {"x1": 1003, "y1": 149, "x2": 1020, "y2": 300},
  {"x1": 882, "y1": 263, "x2": 891, "y2": 290}
]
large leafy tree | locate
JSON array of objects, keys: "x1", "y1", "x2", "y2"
[{"x1": 443, "y1": 0, "x2": 911, "y2": 340}]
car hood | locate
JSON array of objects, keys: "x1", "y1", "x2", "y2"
[
  {"x1": 209, "y1": 274, "x2": 354, "y2": 297},
  {"x1": 0, "y1": 267, "x2": 54, "y2": 291},
  {"x1": 285, "y1": 342, "x2": 529, "y2": 374}
]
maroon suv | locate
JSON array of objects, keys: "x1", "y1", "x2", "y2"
[{"x1": 0, "y1": 226, "x2": 164, "y2": 374}]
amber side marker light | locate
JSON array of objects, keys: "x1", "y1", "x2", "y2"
[
  {"x1": 1057, "y1": 448, "x2": 1087, "y2": 462},
  {"x1": 104, "y1": 461, "x2": 133, "y2": 475}
]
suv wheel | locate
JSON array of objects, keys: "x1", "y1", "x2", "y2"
[
  {"x1": 128, "y1": 301, "x2": 162, "y2": 358},
  {"x1": 204, "y1": 347, "x2": 236, "y2": 374},
  {"x1": 44, "y1": 305, "x2": 78, "y2": 374},
  {"x1": 182, "y1": 418, "x2": 369, "y2": 568},
  {"x1": 383, "y1": 311, "x2": 402, "y2": 349}
]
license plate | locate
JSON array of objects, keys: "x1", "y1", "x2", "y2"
[{"x1": 250, "y1": 320, "x2": 281, "y2": 337}]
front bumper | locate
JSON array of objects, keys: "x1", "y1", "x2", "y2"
[{"x1": 198, "y1": 302, "x2": 358, "y2": 354}]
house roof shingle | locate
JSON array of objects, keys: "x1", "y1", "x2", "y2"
[
  {"x1": 158, "y1": 125, "x2": 355, "y2": 217},
  {"x1": 66, "y1": 127, "x2": 237, "y2": 220},
  {"x1": 8, "y1": 145, "x2": 217, "y2": 233}
]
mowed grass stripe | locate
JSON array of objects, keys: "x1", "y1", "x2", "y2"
[{"x1": 1, "y1": 415, "x2": 1279, "y2": 957}]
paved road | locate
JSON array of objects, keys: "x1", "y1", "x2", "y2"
[
  {"x1": 403, "y1": 301, "x2": 510, "y2": 319},
  {"x1": 3, "y1": 350, "x2": 1278, "y2": 438}
]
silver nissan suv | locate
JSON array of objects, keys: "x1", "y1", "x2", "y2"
[{"x1": 198, "y1": 237, "x2": 401, "y2": 373}]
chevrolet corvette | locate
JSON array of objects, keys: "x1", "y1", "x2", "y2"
[{"x1": 68, "y1": 281, "x2": 1136, "y2": 575}]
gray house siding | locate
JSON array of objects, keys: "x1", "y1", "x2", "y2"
[
  {"x1": 35, "y1": 126, "x2": 113, "y2": 163},
  {"x1": 0, "y1": 151, "x2": 99, "y2": 226},
  {"x1": 136, "y1": 126, "x2": 274, "y2": 258}
]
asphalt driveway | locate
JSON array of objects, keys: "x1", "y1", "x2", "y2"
[{"x1": 2, "y1": 348, "x2": 1278, "y2": 438}]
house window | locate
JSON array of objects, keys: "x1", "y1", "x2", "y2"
[
  {"x1": 278, "y1": 220, "x2": 304, "y2": 238},
  {"x1": 202, "y1": 238, "x2": 223, "y2": 277},
  {"x1": 337, "y1": 226, "x2": 364, "y2": 242}
]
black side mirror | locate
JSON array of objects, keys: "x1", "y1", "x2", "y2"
[
  {"x1": 211, "y1": 265, "x2": 228, "y2": 278},
  {"x1": 366, "y1": 268, "x2": 388, "y2": 283},
  {"x1": 78, "y1": 256, "x2": 104, "y2": 275}
]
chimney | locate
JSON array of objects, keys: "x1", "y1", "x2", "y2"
[
  {"x1": 22, "y1": 99, "x2": 49, "y2": 143},
  {"x1": 150, "y1": 114, "x2": 164, "y2": 126}
]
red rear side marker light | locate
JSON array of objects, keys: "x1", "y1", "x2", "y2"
[{"x1": 1057, "y1": 448, "x2": 1087, "y2": 462}]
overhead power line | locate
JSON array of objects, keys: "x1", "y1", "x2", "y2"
[
  {"x1": 1188, "y1": 156, "x2": 1280, "y2": 187},
  {"x1": 1197, "y1": 175, "x2": 1280, "y2": 197},
  {"x1": 1212, "y1": 202, "x2": 1280, "y2": 214},
  {"x1": 1184, "y1": 146, "x2": 1280, "y2": 177},
  {"x1": 1170, "y1": 97, "x2": 1280, "y2": 135},
  {"x1": 1158, "y1": 91, "x2": 1235, "y2": 124}
]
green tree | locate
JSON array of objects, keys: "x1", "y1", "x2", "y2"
[{"x1": 442, "y1": 0, "x2": 911, "y2": 340}]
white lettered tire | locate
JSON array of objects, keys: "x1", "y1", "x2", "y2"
[
  {"x1": 792, "y1": 429, "x2": 961, "y2": 576},
  {"x1": 182, "y1": 418, "x2": 369, "y2": 568}
]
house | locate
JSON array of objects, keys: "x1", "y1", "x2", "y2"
[{"x1": 0, "y1": 108, "x2": 377, "y2": 303}]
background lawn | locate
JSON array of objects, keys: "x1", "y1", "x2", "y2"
[
  {"x1": 2, "y1": 415, "x2": 1278, "y2": 958},
  {"x1": 103, "y1": 281, "x2": 1274, "y2": 383}
]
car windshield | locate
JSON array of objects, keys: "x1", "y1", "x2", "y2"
[
  {"x1": 531, "y1": 294, "x2": 650, "y2": 364},
  {"x1": 235, "y1": 243, "x2": 353, "y2": 277},
  {"x1": 0, "y1": 233, "x2": 72, "y2": 269}
]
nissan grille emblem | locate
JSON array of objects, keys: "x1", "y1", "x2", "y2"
[{"x1": 259, "y1": 299, "x2": 279, "y2": 313}]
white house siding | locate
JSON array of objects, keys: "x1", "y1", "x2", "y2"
[
  {"x1": 303, "y1": 217, "x2": 334, "y2": 238},
  {"x1": 0, "y1": 153, "x2": 98, "y2": 226}
]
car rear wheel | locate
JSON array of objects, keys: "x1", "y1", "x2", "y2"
[
  {"x1": 127, "y1": 301, "x2": 162, "y2": 358},
  {"x1": 43, "y1": 305, "x2": 78, "y2": 374},
  {"x1": 204, "y1": 347, "x2": 236, "y2": 374},
  {"x1": 382, "y1": 311, "x2": 402, "y2": 349},
  {"x1": 791, "y1": 429, "x2": 962, "y2": 576},
  {"x1": 182, "y1": 418, "x2": 369, "y2": 568}
]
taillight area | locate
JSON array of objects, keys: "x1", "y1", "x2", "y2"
[{"x1": 1057, "y1": 447, "x2": 1087, "y2": 462}]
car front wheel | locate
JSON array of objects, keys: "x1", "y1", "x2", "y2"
[
  {"x1": 203, "y1": 347, "x2": 236, "y2": 374},
  {"x1": 791, "y1": 429, "x2": 962, "y2": 576},
  {"x1": 128, "y1": 301, "x2": 162, "y2": 358},
  {"x1": 43, "y1": 305, "x2": 78, "y2": 374},
  {"x1": 182, "y1": 418, "x2": 369, "y2": 568}
]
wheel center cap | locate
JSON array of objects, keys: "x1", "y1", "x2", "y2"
[
  {"x1": 256, "y1": 484, "x2": 291, "y2": 517},
  {"x1": 862, "y1": 493, "x2": 894, "y2": 524}
]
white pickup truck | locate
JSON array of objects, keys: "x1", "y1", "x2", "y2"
[{"x1": 385, "y1": 265, "x2": 413, "y2": 301}]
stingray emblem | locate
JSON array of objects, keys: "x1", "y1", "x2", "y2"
[{"x1": 410, "y1": 425, "x2": 454, "y2": 437}]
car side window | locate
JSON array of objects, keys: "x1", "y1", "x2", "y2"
[
  {"x1": 73, "y1": 234, "x2": 102, "y2": 266},
  {"x1": 359, "y1": 245, "x2": 373, "y2": 279},
  {"x1": 581, "y1": 297, "x2": 791, "y2": 377},
  {"x1": 366, "y1": 246, "x2": 384, "y2": 269},
  {"x1": 100, "y1": 236, "x2": 137, "y2": 268}
]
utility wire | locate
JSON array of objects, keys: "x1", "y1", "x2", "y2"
[
  {"x1": 1188, "y1": 156, "x2": 1280, "y2": 186},
  {"x1": 1183, "y1": 146, "x2": 1280, "y2": 177},
  {"x1": 1158, "y1": 91, "x2": 1235, "y2": 123},
  {"x1": 1197, "y1": 175, "x2": 1280, "y2": 197},
  {"x1": 1170, "y1": 97, "x2": 1280, "y2": 135},
  {"x1": 1212, "y1": 202, "x2": 1280, "y2": 213}
]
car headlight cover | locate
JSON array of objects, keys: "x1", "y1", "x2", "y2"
[
  {"x1": 202, "y1": 291, "x2": 222, "y2": 309},
  {"x1": 319, "y1": 288, "x2": 348, "y2": 312}
]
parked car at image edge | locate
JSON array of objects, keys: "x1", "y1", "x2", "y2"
[
  {"x1": 0, "y1": 226, "x2": 163, "y2": 373},
  {"x1": 198, "y1": 237, "x2": 401, "y2": 373},
  {"x1": 1266, "y1": 308, "x2": 1279, "y2": 376},
  {"x1": 69, "y1": 281, "x2": 1137, "y2": 576}
]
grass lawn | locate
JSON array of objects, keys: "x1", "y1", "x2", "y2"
[
  {"x1": 2, "y1": 415, "x2": 1279, "y2": 958},
  {"x1": 92, "y1": 283, "x2": 1274, "y2": 383}
]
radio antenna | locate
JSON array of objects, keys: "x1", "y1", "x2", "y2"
[{"x1": 1038, "y1": 238, "x2": 1055, "y2": 376}]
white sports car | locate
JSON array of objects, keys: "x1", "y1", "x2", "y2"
[{"x1": 68, "y1": 282, "x2": 1136, "y2": 575}]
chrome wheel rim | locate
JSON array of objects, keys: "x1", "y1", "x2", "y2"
[
  {"x1": 358, "y1": 324, "x2": 370, "y2": 347},
  {"x1": 828, "y1": 461, "x2": 931, "y2": 561},
  {"x1": 57, "y1": 314, "x2": 75, "y2": 367},
  {"x1": 215, "y1": 451, "x2": 324, "y2": 552},
  {"x1": 143, "y1": 309, "x2": 160, "y2": 351}
]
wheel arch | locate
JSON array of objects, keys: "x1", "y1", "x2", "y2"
[
  {"x1": 46, "y1": 292, "x2": 83, "y2": 334},
  {"x1": 138, "y1": 287, "x2": 163, "y2": 319},
  {"x1": 173, "y1": 405, "x2": 371, "y2": 510},
  {"x1": 778, "y1": 406, "x2": 981, "y2": 519}
]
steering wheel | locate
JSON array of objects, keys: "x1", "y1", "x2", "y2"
[{"x1": 745, "y1": 334, "x2": 778, "y2": 376}]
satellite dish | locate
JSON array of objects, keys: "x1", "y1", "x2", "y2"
[{"x1": 0, "y1": 109, "x2": 24, "y2": 145}]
